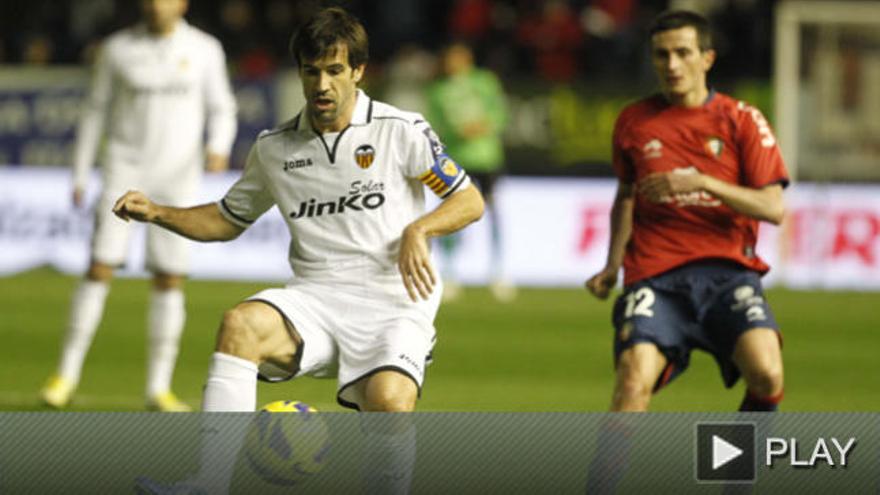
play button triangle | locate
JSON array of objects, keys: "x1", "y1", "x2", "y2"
[{"x1": 712, "y1": 435, "x2": 743, "y2": 470}]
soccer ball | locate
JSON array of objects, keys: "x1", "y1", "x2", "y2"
[{"x1": 243, "y1": 400, "x2": 331, "y2": 486}]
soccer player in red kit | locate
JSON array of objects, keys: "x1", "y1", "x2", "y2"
[{"x1": 586, "y1": 10, "x2": 788, "y2": 412}]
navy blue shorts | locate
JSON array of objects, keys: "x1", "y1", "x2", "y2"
[{"x1": 612, "y1": 259, "x2": 780, "y2": 390}]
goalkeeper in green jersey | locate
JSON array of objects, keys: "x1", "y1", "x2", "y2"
[{"x1": 427, "y1": 41, "x2": 514, "y2": 302}]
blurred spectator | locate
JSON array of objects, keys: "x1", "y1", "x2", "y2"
[
  {"x1": 217, "y1": 0, "x2": 276, "y2": 78},
  {"x1": 369, "y1": 0, "x2": 429, "y2": 60},
  {"x1": 264, "y1": 0, "x2": 320, "y2": 66},
  {"x1": 714, "y1": 0, "x2": 774, "y2": 79},
  {"x1": 516, "y1": 0, "x2": 584, "y2": 82},
  {"x1": 481, "y1": 2, "x2": 520, "y2": 77},
  {"x1": 583, "y1": 0, "x2": 637, "y2": 38},
  {"x1": 448, "y1": 0, "x2": 521, "y2": 77},
  {"x1": 449, "y1": 0, "x2": 494, "y2": 43},
  {"x1": 668, "y1": 0, "x2": 726, "y2": 17},
  {"x1": 22, "y1": 35, "x2": 55, "y2": 65},
  {"x1": 581, "y1": 0, "x2": 639, "y2": 78},
  {"x1": 68, "y1": 0, "x2": 116, "y2": 46},
  {"x1": 0, "y1": 0, "x2": 781, "y2": 115},
  {"x1": 383, "y1": 44, "x2": 437, "y2": 116}
]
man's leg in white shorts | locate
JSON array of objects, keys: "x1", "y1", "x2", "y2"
[
  {"x1": 191, "y1": 300, "x2": 303, "y2": 494},
  {"x1": 206, "y1": 300, "x2": 303, "y2": 409},
  {"x1": 336, "y1": 297, "x2": 438, "y2": 411},
  {"x1": 42, "y1": 192, "x2": 130, "y2": 407},
  {"x1": 340, "y1": 315, "x2": 436, "y2": 495},
  {"x1": 357, "y1": 371, "x2": 419, "y2": 494}
]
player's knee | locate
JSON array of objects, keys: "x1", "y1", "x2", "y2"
[
  {"x1": 216, "y1": 307, "x2": 261, "y2": 361},
  {"x1": 745, "y1": 362, "x2": 784, "y2": 397},
  {"x1": 362, "y1": 391, "x2": 416, "y2": 412},
  {"x1": 152, "y1": 273, "x2": 184, "y2": 290},
  {"x1": 86, "y1": 262, "x2": 114, "y2": 282}
]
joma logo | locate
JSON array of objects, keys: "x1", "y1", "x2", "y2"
[
  {"x1": 398, "y1": 353, "x2": 422, "y2": 373},
  {"x1": 283, "y1": 158, "x2": 313, "y2": 171}
]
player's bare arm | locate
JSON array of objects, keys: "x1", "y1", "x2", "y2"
[
  {"x1": 700, "y1": 176, "x2": 785, "y2": 224},
  {"x1": 639, "y1": 172, "x2": 785, "y2": 224},
  {"x1": 399, "y1": 184, "x2": 484, "y2": 302},
  {"x1": 586, "y1": 182, "x2": 635, "y2": 300},
  {"x1": 113, "y1": 190, "x2": 244, "y2": 242}
]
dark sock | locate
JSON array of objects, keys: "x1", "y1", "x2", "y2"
[
  {"x1": 739, "y1": 389, "x2": 783, "y2": 411},
  {"x1": 585, "y1": 418, "x2": 635, "y2": 494}
]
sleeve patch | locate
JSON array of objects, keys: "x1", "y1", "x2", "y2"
[
  {"x1": 421, "y1": 127, "x2": 445, "y2": 159},
  {"x1": 419, "y1": 155, "x2": 465, "y2": 198}
]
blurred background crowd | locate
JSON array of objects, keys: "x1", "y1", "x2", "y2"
[
  {"x1": 1, "y1": 1, "x2": 880, "y2": 337},
  {"x1": 2, "y1": 0, "x2": 877, "y2": 182},
  {"x1": 2, "y1": 0, "x2": 774, "y2": 84}
]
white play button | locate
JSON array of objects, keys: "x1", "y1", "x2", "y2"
[
  {"x1": 712, "y1": 435, "x2": 743, "y2": 470},
  {"x1": 697, "y1": 423, "x2": 756, "y2": 482}
]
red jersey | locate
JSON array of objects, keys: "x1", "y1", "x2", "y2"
[{"x1": 613, "y1": 92, "x2": 789, "y2": 285}]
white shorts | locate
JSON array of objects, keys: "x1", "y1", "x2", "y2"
[
  {"x1": 247, "y1": 278, "x2": 441, "y2": 410},
  {"x1": 91, "y1": 163, "x2": 199, "y2": 274}
]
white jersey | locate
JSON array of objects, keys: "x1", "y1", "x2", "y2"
[
  {"x1": 219, "y1": 90, "x2": 470, "y2": 291},
  {"x1": 73, "y1": 20, "x2": 237, "y2": 190}
]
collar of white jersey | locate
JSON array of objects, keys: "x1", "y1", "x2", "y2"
[
  {"x1": 136, "y1": 19, "x2": 189, "y2": 39},
  {"x1": 295, "y1": 89, "x2": 373, "y2": 132}
]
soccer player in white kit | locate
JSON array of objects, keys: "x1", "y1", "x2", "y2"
[
  {"x1": 117, "y1": 7, "x2": 484, "y2": 493},
  {"x1": 40, "y1": 0, "x2": 237, "y2": 412}
]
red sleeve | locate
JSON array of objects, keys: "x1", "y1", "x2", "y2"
[
  {"x1": 736, "y1": 102, "x2": 790, "y2": 189},
  {"x1": 611, "y1": 110, "x2": 635, "y2": 184}
]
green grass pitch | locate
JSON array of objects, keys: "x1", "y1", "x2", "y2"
[{"x1": 0, "y1": 268, "x2": 876, "y2": 412}]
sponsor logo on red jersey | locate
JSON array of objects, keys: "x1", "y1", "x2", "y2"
[
  {"x1": 705, "y1": 136, "x2": 724, "y2": 158},
  {"x1": 643, "y1": 139, "x2": 663, "y2": 159}
]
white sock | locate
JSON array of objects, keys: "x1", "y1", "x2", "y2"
[
  {"x1": 146, "y1": 288, "x2": 185, "y2": 398},
  {"x1": 192, "y1": 352, "x2": 259, "y2": 494},
  {"x1": 190, "y1": 415, "x2": 252, "y2": 495},
  {"x1": 362, "y1": 416, "x2": 417, "y2": 494},
  {"x1": 57, "y1": 280, "x2": 110, "y2": 383},
  {"x1": 202, "y1": 352, "x2": 258, "y2": 412}
]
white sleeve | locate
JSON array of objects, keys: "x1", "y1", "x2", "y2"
[
  {"x1": 203, "y1": 39, "x2": 237, "y2": 156},
  {"x1": 72, "y1": 43, "x2": 114, "y2": 190},
  {"x1": 218, "y1": 142, "x2": 274, "y2": 228},
  {"x1": 407, "y1": 118, "x2": 470, "y2": 199}
]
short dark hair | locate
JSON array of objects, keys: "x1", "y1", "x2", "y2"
[
  {"x1": 648, "y1": 10, "x2": 713, "y2": 51},
  {"x1": 289, "y1": 7, "x2": 369, "y2": 69}
]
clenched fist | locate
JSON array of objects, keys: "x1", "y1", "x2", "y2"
[
  {"x1": 585, "y1": 266, "x2": 619, "y2": 300},
  {"x1": 113, "y1": 190, "x2": 157, "y2": 223}
]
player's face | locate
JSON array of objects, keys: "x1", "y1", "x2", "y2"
[
  {"x1": 651, "y1": 26, "x2": 715, "y2": 106},
  {"x1": 142, "y1": 0, "x2": 187, "y2": 34},
  {"x1": 442, "y1": 44, "x2": 473, "y2": 77},
  {"x1": 300, "y1": 43, "x2": 365, "y2": 132}
]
